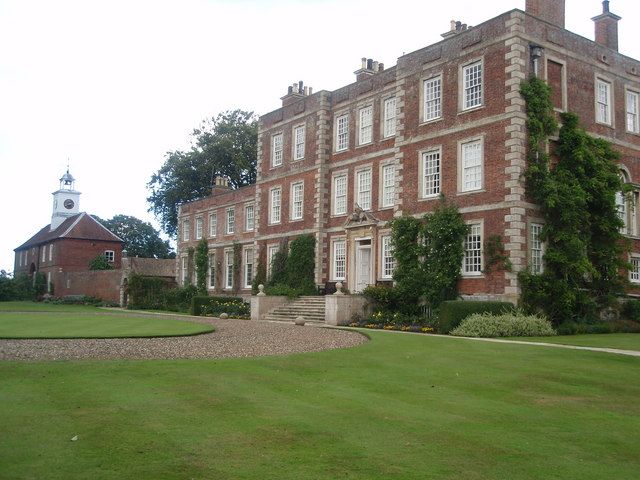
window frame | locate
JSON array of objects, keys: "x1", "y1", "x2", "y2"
[
  {"x1": 290, "y1": 181, "x2": 304, "y2": 221},
  {"x1": 332, "y1": 238, "x2": 347, "y2": 281},
  {"x1": 293, "y1": 124, "x2": 305, "y2": 161},
  {"x1": 358, "y1": 104, "x2": 373, "y2": 146},
  {"x1": 269, "y1": 186, "x2": 282, "y2": 224},
  {"x1": 332, "y1": 171, "x2": 348, "y2": 216},
  {"x1": 460, "y1": 59, "x2": 484, "y2": 111},
  {"x1": 243, "y1": 247, "x2": 254, "y2": 289},
  {"x1": 630, "y1": 254, "x2": 640, "y2": 284},
  {"x1": 382, "y1": 96, "x2": 396, "y2": 138},
  {"x1": 595, "y1": 76, "x2": 613, "y2": 126},
  {"x1": 462, "y1": 221, "x2": 483, "y2": 276},
  {"x1": 182, "y1": 218, "x2": 190, "y2": 242},
  {"x1": 419, "y1": 147, "x2": 442, "y2": 199},
  {"x1": 544, "y1": 55, "x2": 567, "y2": 112},
  {"x1": 195, "y1": 217, "x2": 203, "y2": 240},
  {"x1": 226, "y1": 208, "x2": 235, "y2": 235},
  {"x1": 267, "y1": 244, "x2": 279, "y2": 280},
  {"x1": 335, "y1": 113, "x2": 349, "y2": 152},
  {"x1": 626, "y1": 88, "x2": 640, "y2": 134},
  {"x1": 380, "y1": 234, "x2": 395, "y2": 280},
  {"x1": 529, "y1": 222, "x2": 545, "y2": 275},
  {"x1": 355, "y1": 166, "x2": 373, "y2": 211},
  {"x1": 422, "y1": 74, "x2": 443, "y2": 122},
  {"x1": 224, "y1": 249, "x2": 234, "y2": 290},
  {"x1": 208, "y1": 252, "x2": 216, "y2": 288},
  {"x1": 379, "y1": 162, "x2": 395, "y2": 209},
  {"x1": 245, "y1": 204, "x2": 255, "y2": 232},
  {"x1": 458, "y1": 136, "x2": 484, "y2": 193},
  {"x1": 209, "y1": 212, "x2": 217, "y2": 237},
  {"x1": 272, "y1": 132, "x2": 283, "y2": 167}
]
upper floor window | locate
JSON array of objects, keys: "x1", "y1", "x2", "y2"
[
  {"x1": 195, "y1": 217, "x2": 203, "y2": 239},
  {"x1": 383, "y1": 97, "x2": 396, "y2": 137},
  {"x1": 333, "y1": 174, "x2": 347, "y2": 215},
  {"x1": 182, "y1": 219, "x2": 190, "y2": 241},
  {"x1": 424, "y1": 75, "x2": 442, "y2": 121},
  {"x1": 627, "y1": 90, "x2": 639, "y2": 134},
  {"x1": 272, "y1": 133, "x2": 283, "y2": 167},
  {"x1": 356, "y1": 168, "x2": 372, "y2": 211},
  {"x1": 104, "y1": 250, "x2": 115, "y2": 263},
  {"x1": 336, "y1": 114, "x2": 349, "y2": 151},
  {"x1": 245, "y1": 204, "x2": 254, "y2": 231},
  {"x1": 422, "y1": 148, "x2": 441, "y2": 197},
  {"x1": 596, "y1": 78, "x2": 612, "y2": 125},
  {"x1": 462, "y1": 61, "x2": 483, "y2": 110},
  {"x1": 463, "y1": 223, "x2": 482, "y2": 275},
  {"x1": 226, "y1": 208, "x2": 235, "y2": 234},
  {"x1": 460, "y1": 139, "x2": 483, "y2": 192},
  {"x1": 293, "y1": 125, "x2": 305, "y2": 160},
  {"x1": 209, "y1": 212, "x2": 217, "y2": 237},
  {"x1": 291, "y1": 182, "x2": 304, "y2": 220},
  {"x1": 381, "y1": 164, "x2": 395, "y2": 208},
  {"x1": 270, "y1": 187, "x2": 281, "y2": 224},
  {"x1": 359, "y1": 106, "x2": 373, "y2": 145}
]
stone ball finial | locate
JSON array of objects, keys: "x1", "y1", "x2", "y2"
[
  {"x1": 257, "y1": 284, "x2": 266, "y2": 296},
  {"x1": 334, "y1": 282, "x2": 345, "y2": 295},
  {"x1": 294, "y1": 316, "x2": 305, "y2": 326}
]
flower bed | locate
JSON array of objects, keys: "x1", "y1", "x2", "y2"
[{"x1": 349, "y1": 311, "x2": 437, "y2": 334}]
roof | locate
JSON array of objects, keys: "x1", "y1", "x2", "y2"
[{"x1": 15, "y1": 212, "x2": 123, "y2": 251}]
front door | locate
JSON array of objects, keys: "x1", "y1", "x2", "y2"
[{"x1": 355, "y1": 246, "x2": 371, "y2": 293}]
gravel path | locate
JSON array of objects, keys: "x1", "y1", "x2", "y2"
[{"x1": 0, "y1": 315, "x2": 368, "y2": 361}]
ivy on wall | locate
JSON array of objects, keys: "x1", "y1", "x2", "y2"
[
  {"x1": 519, "y1": 77, "x2": 628, "y2": 323},
  {"x1": 195, "y1": 237, "x2": 209, "y2": 295}
]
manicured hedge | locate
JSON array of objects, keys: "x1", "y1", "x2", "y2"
[
  {"x1": 190, "y1": 296, "x2": 250, "y2": 317},
  {"x1": 439, "y1": 300, "x2": 514, "y2": 334},
  {"x1": 451, "y1": 312, "x2": 556, "y2": 338}
]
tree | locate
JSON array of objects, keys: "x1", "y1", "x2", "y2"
[
  {"x1": 147, "y1": 110, "x2": 258, "y2": 236},
  {"x1": 95, "y1": 214, "x2": 174, "y2": 259},
  {"x1": 195, "y1": 237, "x2": 209, "y2": 295}
]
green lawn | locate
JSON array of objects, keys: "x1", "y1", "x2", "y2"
[
  {"x1": 0, "y1": 303, "x2": 212, "y2": 338},
  {"x1": 510, "y1": 333, "x2": 640, "y2": 351},
  {"x1": 0, "y1": 301, "x2": 116, "y2": 313},
  {"x1": 1, "y1": 331, "x2": 638, "y2": 479}
]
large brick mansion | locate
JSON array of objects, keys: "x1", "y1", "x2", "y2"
[{"x1": 177, "y1": 0, "x2": 640, "y2": 303}]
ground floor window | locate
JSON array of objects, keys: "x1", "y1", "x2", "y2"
[
  {"x1": 225, "y1": 251, "x2": 233, "y2": 289},
  {"x1": 463, "y1": 223, "x2": 482, "y2": 275},
  {"x1": 630, "y1": 255, "x2": 640, "y2": 284},
  {"x1": 244, "y1": 248, "x2": 254, "y2": 288},
  {"x1": 333, "y1": 240, "x2": 346, "y2": 281}
]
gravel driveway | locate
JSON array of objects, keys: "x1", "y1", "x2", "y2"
[{"x1": 0, "y1": 315, "x2": 368, "y2": 361}]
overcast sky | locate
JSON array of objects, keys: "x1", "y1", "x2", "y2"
[{"x1": 1, "y1": 0, "x2": 639, "y2": 273}]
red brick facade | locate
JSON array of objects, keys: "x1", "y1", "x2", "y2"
[{"x1": 177, "y1": 1, "x2": 640, "y2": 302}]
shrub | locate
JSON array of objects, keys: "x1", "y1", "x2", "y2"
[
  {"x1": 89, "y1": 254, "x2": 113, "y2": 270},
  {"x1": 451, "y1": 311, "x2": 556, "y2": 338},
  {"x1": 557, "y1": 319, "x2": 640, "y2": 335},
  {"x1": 362, "y1": 285, "x2": 399, "y2": 312},
  {"x1": 191, "y1": 296, "x2": 249, "y2": 317},
  {"x1": 621, "y1": 299, "x2": 640, "y2": 322},
  {"x1": 126, "y1": 274, "x2": 196, "y2": 312},
  {"x1": 439, "y1": 300, "x2": 514, "y2": 334},
  {"x1": 264, "y1": 283, "x2": 316, "y2": 299}
]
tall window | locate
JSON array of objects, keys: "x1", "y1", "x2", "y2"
[
  {"x1": 195, "y1": 217, "x2": 203, "y2": 239},
  {"x1": 530, "y1": 223, "x2": 544, "y2": 274},
  {"x1": 270, "y1": 187, "x2": 281, "y2": 224},
  {"x1": 630, "y1": 256, "x2": 640, "y2": 283},
  {"x1": 225, "y1": 250, "x2": 234, "y2": 289},
  {"x1": 291, "y1": 182, "x2": 304, "y2": 220},
  {"x1": 616, "y1": 189, "x2": 627, "y2": 233},
  {"x1": 462, "y1": 61, "x2": 483, "y2": 110},
  {"x1": 41, "y1": 247, "x2": 46, "y2": 263},
  {"x1": 463, "y1": 224, "x2": 482, "y2": 275},
  {"x1": 336, "y1": 114, "x2": 349, "y2": 151},
  {"x1": 381, "y1": 164, "x2": 395, "y2": 208},
  {"x1": 422, "y1": 149, "x2": 441, "y2": 197},
  {"x1": 209, "y1": 212, "x2": 217, "y2": 237},
  {"x1": 182, "y1": 219, "x2": 190, "y2": 241},
  {"x1": 381, "y1": 235, "x2": 395, "y2": 279},
  {"x1": 208, "y1": 253, "x2": 215, "y2": 288},
  {"x1": 245, "y1": 205, "x2": 254, "y2": 231},
  {"x1": 226, "y1": 208, "x2": 235, "y2": 234},
  {"x1": 596, "y1": 78, "x2": 612, "y2": 125},
  {"x1": 272, "y1": 133, "x2": 283, "y2": 167},
  {"x1": 244, "y1": 248, "x2": 254, "y2": 288},
  {"x1": 48, "y1": 244, "x2": 53, "y2": 262},
  {"x1": 333, "y1": 240, "x2": 346, "y2": 280},
  {"x1": 359, "y1": 106, "x2": 373, "y2": 145},
  {"x1": 383, "y1": 97, "x2": 396, "y2": 137},
  {"x1": 627, "y1": 90, "x2": 639, "y2": 133},
  {"x1": 182, "y1": 257, "x2": 188, "y2": 284},
  {"x1": 356, "y1": 169, "x2": 372, "y2": 210},
  {"x1": 333, "y1": 174, "x2": 347, "y2": 215},
  {"x1": 461, "y1": 139, "x2": 483, "y2": 192},
  {"x1": 267, "y1": 245, "x2": 279, "y2": 279},
  {"x1": 293, "y1": 125, "x2": 305, "y2": 160},
  {"x1": 424, "y1": 75, "x2": 442, "y2": 121}
]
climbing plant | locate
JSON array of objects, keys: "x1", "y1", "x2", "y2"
[
  {"x1": 519, "y1": 77, "x2": 628, "y2": 324},
  {"x1": 195, "y1": 237, "x2": 209, "y2": 295}
]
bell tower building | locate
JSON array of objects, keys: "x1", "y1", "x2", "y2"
[{"x1": 51, "y1": 168, "x2": 81, "y2": 231}]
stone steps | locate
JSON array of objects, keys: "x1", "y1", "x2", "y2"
[{"x1": 263, "y1": 295, "x2": 326, "y2": 323}]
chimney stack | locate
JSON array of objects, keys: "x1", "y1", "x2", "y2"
[
  {"x1": 525, "y1": 0, "x2": 565, "y2": 28},
  {"x1": 592, "y1": 1, "x2": 621, "y2": 51},
  {"x1": 211, "y1": 176, "x2": 231, "y2": 195},
  {"x1": 281, "y1": 80, "x2": 313, "y2": 107},
  {"x1": 354, "y1": 57, "x2": 384, "y2": 81}
]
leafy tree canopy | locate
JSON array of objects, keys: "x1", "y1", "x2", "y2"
[
  {"x1": 147, "y1": 109, "x2": 258, "y2": 236},
  {"x1": 94, "y1": 214, "x2": 175, "y2": 259}
]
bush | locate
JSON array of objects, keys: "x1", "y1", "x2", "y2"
[
  {"x1": 439, "y1": 300, "x2": 514, "y2": 334},
  {"x1": 126, "y1": 274, "x2": 196, "y2": 312},
  {"x1": 451, "y1": 311, "x2": 556, "y2": 338},
  {"x1": 265, "y1": 282, "x2": 316, "y2": 298},
  {"x1": 621, "y1": 299, "x2": 640, "y2": 322},
  {"x1": 191, "y1": 296, "x2": 249, "y2": 317},
  {"x1": 556, "y1": 319, "x2": 640, "y2": 335},
  {"x1": 362, "y1": 285, "x2": 400, "y2": 312}
]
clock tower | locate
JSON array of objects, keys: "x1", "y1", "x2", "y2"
[{"x1": 51, "y1": 168, "x2": 81, "y2": 231}]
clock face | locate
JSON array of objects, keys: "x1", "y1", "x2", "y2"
[{"x1": 63, "y1": 199, "x2": 75, "y2": 210}]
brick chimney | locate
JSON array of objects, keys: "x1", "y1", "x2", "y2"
[
  {"x1": 525, "y1": 0, "x2": 565, "y2": 28},
  {"x1": 280, "y1": 81, "x2": 312, "y2": 107},
  {"x1": 211, "y1": 176, "x2": 230, "y2": 195},
  {"x1": 354, "y1": 58, "x2": 384, "y2": 82},
  {"x1": 592, "y1": 1, "x2": 621, "y2": 52}
]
